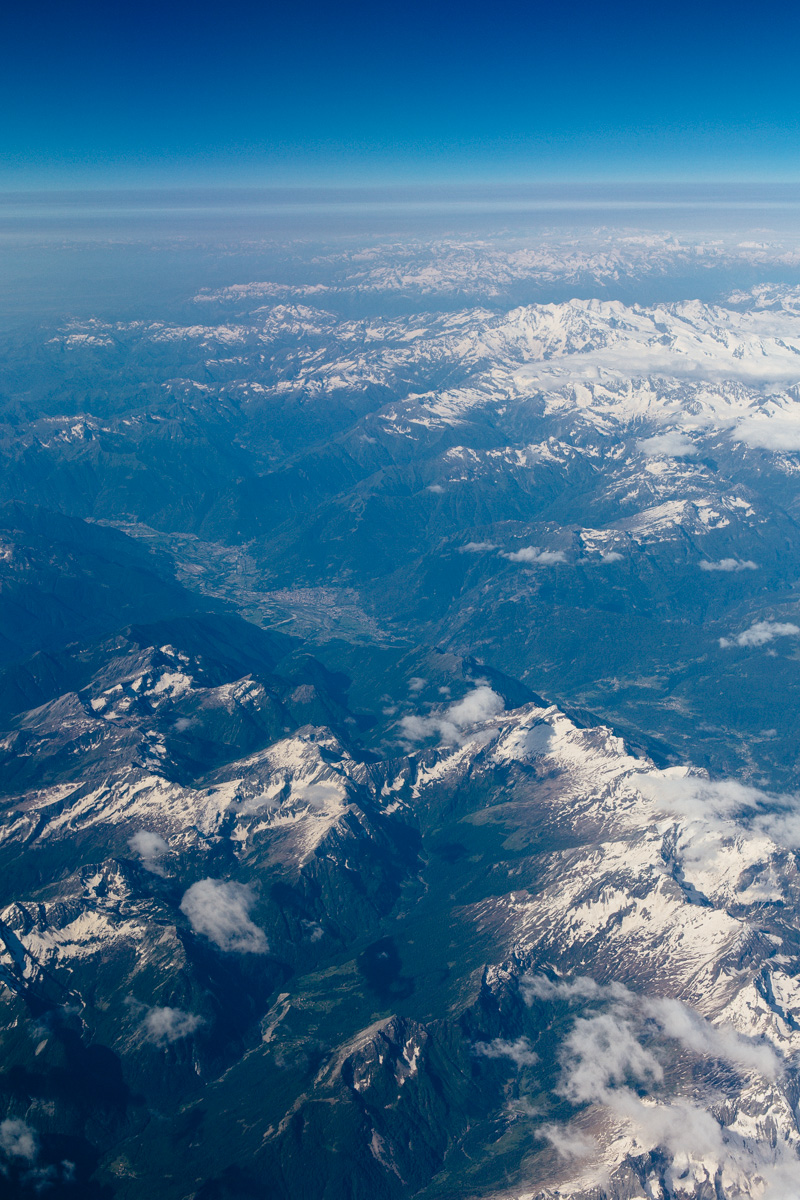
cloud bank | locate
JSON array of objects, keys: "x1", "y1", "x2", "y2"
[
  {"x1": 524, "y1": 974, "x2": 780, "y2": 1082},
  {"x1": 636, "y1": 767, "x2": 800, "y2": 855},
  {"x1": 522, "y1": 974, "x2": 792, "y2": 1197}
]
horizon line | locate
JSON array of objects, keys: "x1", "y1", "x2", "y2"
[{"x1": 5, "y1": 179, "x2": 800, "y2": 198}]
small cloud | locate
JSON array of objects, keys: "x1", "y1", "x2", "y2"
[
  {"x1": 301, "y1": 919, "x2": 324, "y2": 941},
  {"x1": 540, "y1": 1122, "x2": 597, "y2": 1161},
  {"x1": 129, "y1": 830, "x2": 169, "y2": 874},
  {"x1": 720, "y1": 619, "x2": 800, "y2": 648},
  {"x1": 427, "y1": 484, "x2": 445, "y2": 493},
  {"x1": 0, "y1": 1118, "x2": 38, "y2": 1163},
  {"x1": 506, "y1": 1097, "x2": 541, "y2": 1119},
  {"x1": 180, "y1": 879, "x2": 268, "y2": 954},
  {"x1": 473, "y1": 1036, "x2": 538, "y2": 1067},
  {"x1": 399, "y1": 685, "x2": 504, "y2": 746},
  {"x1": 459, "y1": 541, "x2": 497, "y2": 553},
  {"x1": 446, "y1": 687, "x2": 505, "y2": 726},
  {"x1": 143, "y1": 1006, "x2": 204, "y2": 1045},
  {"x1": 637, "y1": 432, "x2": 695, "y2": 457},
  {"x1": 505, "y1": 546, "x2": 567, "y2": 565},
  {"x1": 408, "y1": 676, "x2": 427, "y2": 693},
  {"x1": 735, "y1": 415, "x2": 800, "y2": 451},
  {"x1": 293, "y1": 781, "x2": 343, "y2": 809},
  {"x1": 600, "y1": 551, "x2": 623, "y2": 563},
  {"x1": 700, "y1": 558, "x2": 758, "y2": 572}
]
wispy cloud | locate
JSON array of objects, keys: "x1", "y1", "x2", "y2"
[
  {"x1": 720, "y1": 619, "x2": 800, "y2": 647},
  {"x1": 636, "y1": 768, "x2": 800, "y2": 855},
  {"x1": 504, "y1": 546, "x2": 566, "y2": 565},
  {"x1": 539, "y1": 1122, "x2": 597, "y2": 1160},
  {"x1": 473, "y1": 1036, "x2": 538, "y2": 1068},
  {"x1": 700, "y1": 558, "x2": 758, "y2": 572},
  {"x1": 524, "y1": 975, "x2": 780, "y2": 1082}
]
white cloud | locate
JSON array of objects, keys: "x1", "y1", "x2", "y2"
[
  {"x1": 180, "y1": 879, "x2": 268, "y2": 954},
  {"x1": 473, "y1": 1036, "x2": 538, "y2": 1067},
  {"x1": 720, "y1": 619, "x2": 800, "y2": 647},
  {"x1": 408, "y1": 676, "x2": 427, "y2": 693},
  {"x1": 522, "y1": 974, "x2": 622, "y2": 1004},
  {"x1": 753, "y1": 808, "x2": 800, "y2": 850},
  {"x1": 0, "y1": 1118, "x2": 38, "y2": 1162},
  {"x1": 645, "y1": 994, "x2": 778, "y2": 1078},
  {"x1": 637, "y1": 432, "x2": 695, "y2": 457},
  {"x1": 735, "y1": 415, "x2": 800, "y2": 451},
  {"x1": 600, "y1": 551, "x2": 623, "y2": 563},
  {"x1": 399, "y1": 685, "x2": 504, "y2": 746},
  {"x1": 446, "y1": 687, "x2": 504, "y2": 726},
  {"x1": 505, "y1": 1097, "x2": 541, "y2": 1119},
  {"x1": 459, "y1": 540, "x2": 497, "y2": 553},
  {"x1": 142, "y1": 1006, "x2": 204, "y2": 1045},
  {"x1": 129, "y1": 830, "x2": 170, "y2": 874},
  {"x1": 524, "y1": 975, "x2": 780, "y2": 1082},
  {"x1": 699, "y1": 558, "x2": 759, "y2": 572},
  {"x1": 611, "y1": 1091, "x2": 800, "y2": 1198},
  {"x1": 559, "y1": 1010, "x2": 663, "y2": 1104},
  {"x1": 636, "y1": 767, "x2": 800, "y2": 856},
  {"x1": 635, "y1": 770, "x2": 766, "y2": 822},
  {"x1": 504, "y1": 546, "x2": 567, "y2": 565},
  {"x1": 539, "y1": 1122, "x2": 597, "y2": 1160},
  {"x1": 293, "y1": 782, "x2": 344, "y2": 810},
  {"x1": 522, "y1": 973, "x2": 792, "y2": 1194}
]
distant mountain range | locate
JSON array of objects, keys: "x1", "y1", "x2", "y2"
[{"x1": 2, "y1": 230, "x2": 800, "y2": 1198}]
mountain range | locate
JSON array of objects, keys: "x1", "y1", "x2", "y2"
[{"x1": 2, "y1": 227, "x2": 800, "y2": 1198}]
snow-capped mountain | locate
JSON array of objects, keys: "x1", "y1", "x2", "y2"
[
  {"x1": 3, "y1": 662, "x2": 800, "y2": 1198},
  {"x1": 4, "y1": 227, "x2": 800, "y2": 1197}
]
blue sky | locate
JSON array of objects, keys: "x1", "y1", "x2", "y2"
[{"x1": 3, "y1": 0, "x2": 799, "y2": 189}]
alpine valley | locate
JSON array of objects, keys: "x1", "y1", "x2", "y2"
[{"x1": 3, "y1": 218, "x2": 800, "y2": 1199}]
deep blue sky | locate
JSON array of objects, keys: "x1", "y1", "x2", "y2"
[{"x1": 3, "y1": 0, "x2": 799, "y2": 188}]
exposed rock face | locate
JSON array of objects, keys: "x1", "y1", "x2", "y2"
[{"x1": 2, "y1": 670, "x2": 799, "y2": 1198}]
